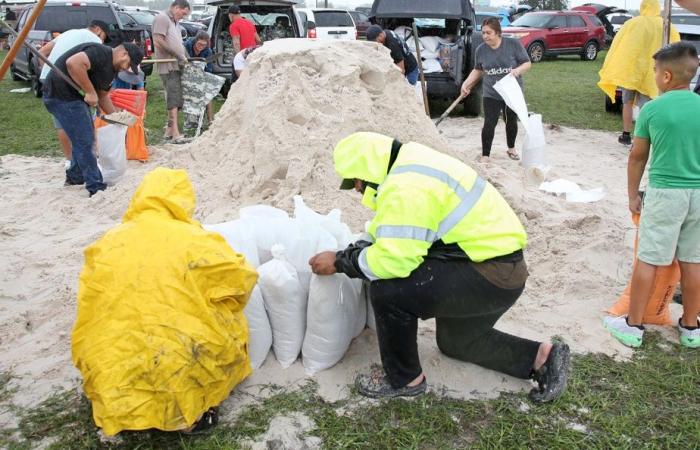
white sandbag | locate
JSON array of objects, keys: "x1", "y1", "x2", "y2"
[
  {"x1": 257, "y1": 245, "x2": 306, "y2": 368},
  {"x1": 243, "y1": 286, "x2": 272, "y2": 369},
  {"x1": 204, "y1": 220, "x2": 261, "y2": 268},
  {"x1": 293, "y1": 195, "x2": 353, "y2": 248},
  {"x1": 96, "y1": 124, "x2": 128, "y2": 186},
  {"x1": 239, "y1": 206, "x2": 289, "y2": 264},
  {"x1": 302, "y1": 274, "x2": 365, "y2": 375},
  {"x1": 493, "y1": 74, "x2": 529, "y2": 130},
  {"x1": 522, "y1": 114, "x2": 547, "y2": 168},
  {"x1": 420, "y1": 58, "x2": 443, "y2": 73},
  {"x1": 366, "y1": 283, "x2": 376, "y2": 331}
]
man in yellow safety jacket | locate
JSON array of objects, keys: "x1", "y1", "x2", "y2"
[{"x1": 309, "y1": 132, "x2": 571, "y2": 402}]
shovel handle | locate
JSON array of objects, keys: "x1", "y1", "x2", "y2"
[{"x1": 434, "y1": 93, "x2": 467, "y2": 127}]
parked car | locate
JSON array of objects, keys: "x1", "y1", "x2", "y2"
[
  {"x1": 607, "y1": 13, "x2": 632, "y2": 35},
  {"x1": 180, "y1": 20, "x2": 207, "y2": 39},
  {"x1": 349, "y1": 10, "x2": 371, "y2": 39},
  {"x1": 297, "y1": 8, "x2": 357, "y2": 40},
  {"x1": 369, "y1": 0, "x2": 483, "y2": 115},
  {"x1": 206, "y1": 0, "x2": 304, "y2": 91},
  {"x1": 502, "y1": 11, "x2": 605, "y2": 63},
  {"x1": 572, "y1": 3, "x2": 627, "y2": 45},
  {"x1": 9, "y1": 0, "x2": 151, "y2": 97},
  {"x1": 475, "y1": 12, "x2": 504, "y2": 31}
]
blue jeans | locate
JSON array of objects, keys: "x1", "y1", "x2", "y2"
[
  {"x1": 406, "y1": 67, "x2": 419, "y2": 86},
  {"x1": 43, "y1": 97, "x2": 106, "y2": 194}
]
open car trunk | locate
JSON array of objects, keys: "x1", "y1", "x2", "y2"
[{"x1": 573, "y1": 3, "x2": 627, "y2": 43}]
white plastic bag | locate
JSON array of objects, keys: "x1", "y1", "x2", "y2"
[
  {"x1": 96, "y1": 124, "x2": 127, "y2": 186},
  {"x1": 302, "y1": 274, "x2": 365, "y2": 375},
  {"x1": 365, "y1": 283, "x2": 376, "y2": 331},
  {"x1": 243, "y1": 286, "x2": 272, "y2": 369},
  {"x1": 257, "y1": 245, "x2": 306, "y2": 368},
  {"x1": 293, "y1": 196, "x2": 353, "y2": 249},
  {"x1": 204, "y1": 220, "x2": 261, "y2": 268},
  {"x1": 521, "y1": 114, "x2": 547, "y2": 168},
  {"x1": 493, "y1": 74, "x2": 529, "y2": 131}
]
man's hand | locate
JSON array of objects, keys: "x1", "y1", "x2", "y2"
[
  {"x1": 629, "y1": 194, "x2": 642, "y2": 215},
  {"x1": 84, "y1": 91, "x2": 99, "y2": 107},
  {"x1": 309, "y1": 251, "x2": 337, "y2": 275}
]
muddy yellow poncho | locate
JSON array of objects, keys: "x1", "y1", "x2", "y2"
[
  {"x1": 598, "y1": 0, "x2": 680, "y2": 101},
  {"x1": 71, "y1": 168, "x2": 258, "y2": 436}
]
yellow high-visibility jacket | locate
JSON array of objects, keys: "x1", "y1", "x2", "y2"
[
  {"x1": 334, "y1": 132, "x2": 527, "y2": 280},
  {"x1": 71, "y1": 168, "x2": 258, "y2": 436},
  {"x1": 598, "y1": 0, "x2": 680, "y2": 101}
]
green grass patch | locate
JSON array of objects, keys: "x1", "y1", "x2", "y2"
[
  {"x1": 0, "y1": 49, "x2": 223, "y2": 157},
  {"x1": 2, "y1": 333, "x2": 698, "y2": 449},
  {"x1": 523, "y1": 52, "x2": 622, "y2": 132}
]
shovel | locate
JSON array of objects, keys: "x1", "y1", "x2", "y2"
[{"x1": 434, "y1": 92, "x2": 467, "y2": 128}]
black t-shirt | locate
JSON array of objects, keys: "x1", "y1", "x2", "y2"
[
  {"x1": 384, "y1": 30, "x2": 418, "y2": 75},
  {"x1": 43, "y1": 43, "x2": 114, "y2": 101}
]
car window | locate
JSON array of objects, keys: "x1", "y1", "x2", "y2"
[
  {"x1": 359, "y1": 13, "x2": 369, "y2": 22},
  {"x1": 547, "y1": 16, "x2": 567, "y2": 28},
  {"x1": 589, "y1": 15, "x2": 604, "y2": 27},
  {"x1": 609, "y1": 16, "x2": 630, "y2": 25},
  {"x1": 127, "y1": 11, "x2": 155, "y2": 26},
  {"x1": 35, "y1": 5, "x2": 116, "y2": 32},
  {"x1": 119, "y1": 13, "x2": 137, "y2": 27},
  {"x1": 313, "y1": 11, "x2": 353, "y2": 27},
  {"x1": 672, "y1": 15, "x2": 700, "y2": 26},
  {"x1": 567, "y1": 16, "x2": 586, "y2": 28},
  {"x1": 511, "y1": 14, "x2": 554, "y2": 28}
]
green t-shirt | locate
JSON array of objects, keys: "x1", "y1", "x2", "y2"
[{"x1": 634, "y1": 90, "x2": 700, "y2": 188}]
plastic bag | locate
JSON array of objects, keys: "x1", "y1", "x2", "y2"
[
  {"x1": 493, "y1": 74, "x2": 529, "y2": 129},
  {"x1": 96, "y1": 124, "x2": 128, "y2": 186},
  {"x1": 522, "y1": 114, "x2": 547, "y2": 168},
  {"x1": 293, "y1": 196, "x2": 353, "y2": 249},
  {"x1": 302, "y1": 274, "x2": 365, "y2": 375},
  {"x1": 365, "y1": 283, "x2": 376, "y2": 331},
  {"x1": 204, "y1": 220, "x2": 261, "y2": 268},
  {"x1": 257, "y1": 245, "x2": 307, "y2": 368},
  {"x1": 244, "y1": 286, "x2": 273, "y2": 369}
]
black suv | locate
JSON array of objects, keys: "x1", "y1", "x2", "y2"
[
  {"x1": 370, "y1": 0, "x2": 482, "y2": 115},
  {"x1": 9, "y1": 1, "x2": 151, "y2": 97}
]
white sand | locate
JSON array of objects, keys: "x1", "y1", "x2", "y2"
[{"x1": 0, "y1": 39, "x2": 684, "y2": 426}]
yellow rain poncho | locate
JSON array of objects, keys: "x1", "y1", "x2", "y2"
[
  {"x1": 72, "y1": 168, "x2": 258, "y2": 436},
  {"x1": 598, "y1": 0, "x2": 680, "y2": 101}
]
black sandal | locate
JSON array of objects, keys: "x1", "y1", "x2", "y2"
[
  {"x1": 529, "y1": 342, "x2": 571, "y2": 403},
  {"x1": 183, "y1": 407, "x2": 219, "y2": 434}
]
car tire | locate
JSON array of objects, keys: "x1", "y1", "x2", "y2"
[
  {"x1": 31, "y1": 76, "x2": 43, "y2": 98},
  {"x1": 581, "y1": 41, "x2": 598, "y2": 61},
  {"x1": 527, "y1": 42, "x2": 545, "y2": 63}
]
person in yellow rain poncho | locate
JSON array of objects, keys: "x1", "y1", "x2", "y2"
[
  {"x1": 71, "y1": 167, "x2": 258, "y2": 436},
  {"x1": 598, "y1": 0, "x2": 680, "y2": 146}
]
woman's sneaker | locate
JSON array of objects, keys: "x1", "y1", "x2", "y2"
[
  {"x1": 604, "y1": 315, "x2": 644, "y2": 348},
  {"x1": 678, "y1": 318, "x2": 700, "y2": 348}
]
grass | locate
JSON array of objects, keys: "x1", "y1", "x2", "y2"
[
  {"x1": 0, "y1": 49, "x2": 224, "y2": 157},
  {"x1": 0, "y1": 333, "x2": 698, "y2": 449},
  {"x1": 523, "y1": 51, "x2": 623, "y2": 132}
]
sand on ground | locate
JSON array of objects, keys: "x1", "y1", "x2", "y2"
[{"x1": 0, "y1": 39, "x2": 682, "y2": 430}]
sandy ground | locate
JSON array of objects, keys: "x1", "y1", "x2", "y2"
[{"x1": 0, "y1": 39, "x2": 684, "y2": 432}]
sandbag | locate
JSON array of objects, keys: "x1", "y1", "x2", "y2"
[
  {"x1": 96, "y1": 124, "x2": 128, "y2": 186},
  {"x1": 365, "y1": 283, "x2": 376, "y2": 331},
  {"x1": 204, "y1": 220, "x2": 261, "y2": 268},
  {"x1": 72, "y1": 168, "x2": 257, "y2": 435},
  {"x1": 521, "y1": 114, "x2": 547, "y2": 168},
  {"x1": 302, "y1": 274, "x2": 365, "y2": 375},
  {"x1": 607, "y1": 213, "x2": 676, "y2": 325},
  {"x1": 244, "y1": 286, "x2": 273, "y2": 369},
  {"x1": 258, "y1": 245, "x2": 306, "y2": 368}
]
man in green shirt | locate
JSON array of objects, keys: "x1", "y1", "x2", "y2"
[{"x1": 605, "y1": 42, "x2": 700, "y2": 349}]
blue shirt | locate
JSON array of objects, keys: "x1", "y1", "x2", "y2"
[{"x1": 184, "y1": 38, "x2": 213, "y2": 73}]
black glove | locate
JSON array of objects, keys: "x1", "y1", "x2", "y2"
[{"x1": 334, "y1": 240, "x2": 373, "y2": 280}]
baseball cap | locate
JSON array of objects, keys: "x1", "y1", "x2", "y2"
[
  {"x1": 228, "y1": 5, "x2": 241, "y2": 14},
  {"x1": 90, "y1": 20, "x2": 111, "y2": 43},
  {"x1": 122, "y1": 43, "x2": 144, "y2": 75},
  {"x1": 365, "y1": 25, "x2": 383, "y2": 42}
]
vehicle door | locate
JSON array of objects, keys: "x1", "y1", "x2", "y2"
[
  {"x1": 313, "y1": 10, "x2": 355, "y2": 40},
  {"x1": 566, "y1": 15, "x2": 588, "y2": 49},
  {"x1": 11, "y1": 8, "x2": 31, "y2": 74},
  {"x1": 544, "y1": 15, "x2": 568, "y2": 50}
]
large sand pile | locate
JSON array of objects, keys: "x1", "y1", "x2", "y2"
[{"x1": 0, "y1": 39, "x2": 684, "y2": 426}]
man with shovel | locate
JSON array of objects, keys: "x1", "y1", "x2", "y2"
[{"x1": 42, "y1": 42, "x2": 143, "y2": 196}]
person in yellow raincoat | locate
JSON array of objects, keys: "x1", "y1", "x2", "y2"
[
  {"x1": 71, "y1": 167, "x2": 258, "y2": 436},
  {"x1": 598, "y1": 0, "x2": 680, "y2": 146}
]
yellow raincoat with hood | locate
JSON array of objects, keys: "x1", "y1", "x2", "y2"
[
  {"x1": 72, "y1": 168, "x2": 257, "y2": 436},
  {"x1": 598, "y1": 0, "x2": 680, "y2": 101}
]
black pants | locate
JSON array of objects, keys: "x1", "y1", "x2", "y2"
[
  {"x1": 369, "y1": 257, "x2": 540, "y2": 388},
  {"x1": 482, "y1": 97, "x2": 518, "y2": 157}
]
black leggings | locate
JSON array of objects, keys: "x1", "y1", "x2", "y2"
[
  {"x1": 482, "y1": 97, "x2": 518, "y2": 157},
  {"x1": 369, "y1": 258, "x2": 540, "y2": 388}
]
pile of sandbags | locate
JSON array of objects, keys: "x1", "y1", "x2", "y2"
[{"x1": 205, "y1": 196, "x2": 370, "y2": 374}]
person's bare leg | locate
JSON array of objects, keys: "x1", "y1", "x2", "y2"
[
  {"x1": 622, "y1": 101, "x2": 634, "y2": 133},
  {"x1": 680, "y1": 262, "x2": 700, "y2": 327},
  {"x1": 627, "y1": 259, "x2": 658, "y2": 326},
  {"x1": 57, "y1": 129, "x2": 72, "y2": 160},
  {"x1": 407, "y1": 372, "x2": 425, "y2": 386},
  {"x1": 169, "y1": 108, "x2": 182, "y2": 139},
  {"x1": 533, "y1": 342, "x2": 553, "y2": 370}
]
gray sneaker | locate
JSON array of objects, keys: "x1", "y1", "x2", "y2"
[{"x1": 355, "y1": 370, "x2": 427, "y2": 399}]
